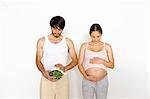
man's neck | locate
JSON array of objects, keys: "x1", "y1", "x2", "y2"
[{"x1": 48, "y1": 34, "x2": 63, "y2": 44}]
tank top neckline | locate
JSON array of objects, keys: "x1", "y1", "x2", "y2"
[
  {"x1": 46, "y1": 35, "x2": 65, "y2": 45},
  {"x1": 86, "y1": 42, "x2": 106, "y2": 53},
  {"x1": 86, "y1": 48, "x2": 105, "y2": 53}
]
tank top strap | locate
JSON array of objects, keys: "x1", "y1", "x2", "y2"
[
  {"x1": 103, "y1": 42, "x2": 106, "y2": 51},
  {"x1": 62, "y1": 35, "x2": 66, "y2": 42},
  {"x1": 42, "y1": 35, "x2": 47, "y2": 46},
  {"x1": 44, "y1": 35, "x2": 48, "y2": 43},
  {"x1": 85, "y1": 42, "x2": 89, "y2": 50},
  {"x1": 62, "y1": 36, "x2": 68, "y2": 46}
]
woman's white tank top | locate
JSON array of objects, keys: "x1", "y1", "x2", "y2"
[
  {"x1": 83, "y1": 42, "x2": 108, "y2": 71},
  {"x1": 41, "y1": 35, "x2": 68, "y2": 70}
]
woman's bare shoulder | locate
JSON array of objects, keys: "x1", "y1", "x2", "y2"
[{"x1": 105, "y1": 42, "x2": 112, "y2": 50}]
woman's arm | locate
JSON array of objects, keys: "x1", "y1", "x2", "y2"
[
  {"x1": 78, "y1": 43, "x2": 89, "y2": 79},
  {"x1": 102, "y1": 43, "x2": 114, "y2": 69},
  {"x1": 89, "y1": 43, "x2": 115, "y2": 69}
]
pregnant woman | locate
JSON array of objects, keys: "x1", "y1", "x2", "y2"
[{"x1": 78, "y1": 23, "x2": 115, "y2": 99}]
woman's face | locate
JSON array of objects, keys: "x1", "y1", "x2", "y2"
[{"x1": 90, "y1": 31, "x2": 102, "y2": 43}]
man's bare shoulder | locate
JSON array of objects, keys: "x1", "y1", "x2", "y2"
[
  {"x1": 65, "y1": 37, "x2": 75, "y2": 46},
  {"x1": 36, "y1": 36, "x2": 45, "y2": 48},
  {"x1": 65, "y1": 37, "x2": 72, "y2": 42},
  {"x1": 37, "y1": 36, "x2": 45, "y2": 43}
]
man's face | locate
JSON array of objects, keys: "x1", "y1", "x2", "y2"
[{"x1": 52, "y1": 27, "x2": 62, "y2": 38}]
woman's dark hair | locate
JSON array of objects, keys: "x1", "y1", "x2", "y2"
[
  {"x1": 89, "y1": 23, "x2": 102, "y2": 35},
  {"x1": 50, "y1": 16, "x2": 65, "y2": 30}
]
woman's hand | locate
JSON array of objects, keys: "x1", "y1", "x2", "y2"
[{"x1": 85, "y1": 75, "x2": 97, "y2": 82}]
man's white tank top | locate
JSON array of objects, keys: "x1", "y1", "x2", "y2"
[
  {"x1": 83, "y1": 42, "x2": 108, "y2": 71},
  {"x1": 41, "y1": 35, "x2": 68, "y2": 70}
]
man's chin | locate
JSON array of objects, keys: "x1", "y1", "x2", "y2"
[
  {"x1": 54, "y1": 36, "x2": 60, "y2": 38},
  {"x1": 52, "y1": 34, "x2": 61, "y2": 38}
]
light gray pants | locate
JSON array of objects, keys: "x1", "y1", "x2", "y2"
[{"x1": 82, "y1": 76, "x2": 108, "y2": 99}]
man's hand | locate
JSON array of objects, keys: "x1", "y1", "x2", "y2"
[
  {"x1": 42, "y1": 70, "x2": 58, "y2": 82},
  {"x1": 55, "y1": 64, "x2": 65, "y2": 72},
  {"x1": 48, "y1": 75, "x2": 58, "y2": 82},
  {"x1": 42, "y1": 71, "x2": 49, "y2": 79}
]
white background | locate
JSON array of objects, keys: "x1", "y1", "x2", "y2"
[{"x1": 0, "y1": 0, "x2": 150, "y2": 99}]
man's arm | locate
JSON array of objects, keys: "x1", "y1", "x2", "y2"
[
  {"x1": 36, "y1": 37, "x2": 45, "y2": 73},
  {"x1": 64, "y1": 38, "x2": 78, "y2": 72},
  {"x1": 35, "y1": 37, "x2": 50, "y2": 79},
  {"x1": 36, "y1": 37, "x2": 61, "y2": 82}
]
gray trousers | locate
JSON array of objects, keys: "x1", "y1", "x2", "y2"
[{"x1": 82, "y1": 76, "x2": 108, "y2": 99}]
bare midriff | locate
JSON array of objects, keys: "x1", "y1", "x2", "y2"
[{"x1": 86, "y1": 67, "x2": 107, "y2": 81}]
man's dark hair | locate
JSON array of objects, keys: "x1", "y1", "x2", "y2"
[
  {"x1": 50, "y1": 16, "x2": 65, "y2": 30},
  {"x1": 89, "y1": 23, "x2": 103, "y2": 35}
]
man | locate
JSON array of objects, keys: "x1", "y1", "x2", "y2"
[{"x1": 36, "y1": 16, "x2": 77, "y2": 99}]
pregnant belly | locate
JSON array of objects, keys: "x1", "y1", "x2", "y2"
[{"x1": 86, "y1": 67, "x2": 107, "y2": 80}]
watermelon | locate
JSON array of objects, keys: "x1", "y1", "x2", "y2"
[{"x1": 49, "y1": 70, "x2": 63, "y2": 79}]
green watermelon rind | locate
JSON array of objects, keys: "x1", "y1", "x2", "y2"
[{"x1": 49, "y1": 70, "x2": 63, "y2": 79}]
